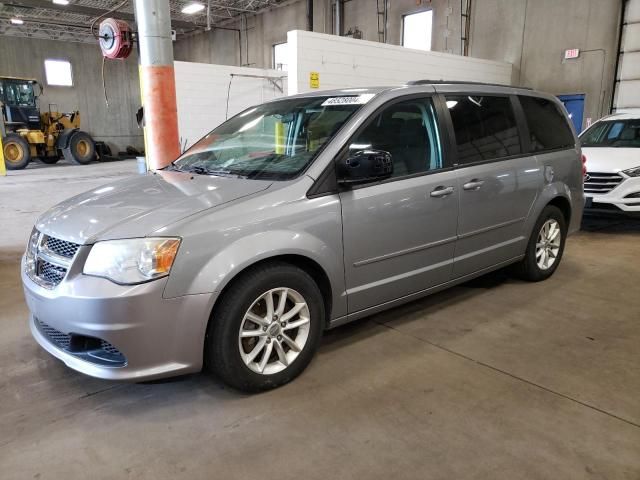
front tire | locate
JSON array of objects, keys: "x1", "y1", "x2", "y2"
[
  {"x1": 512, "y1": 205, "x2": 567, "y2": 282},
  {"x1": 205, "y1": 262, "x2": 324, "y2": 392},
  {"x1": 2, "y1": 133, "x2": 31, "y2": 170}
]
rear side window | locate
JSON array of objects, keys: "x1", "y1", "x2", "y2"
[
  {"x1": 519, "y1": 96, "x2": 574, "y2": 152},
  {"x1": 445, "y1": 95, "x2": 521, "y2": 164}
]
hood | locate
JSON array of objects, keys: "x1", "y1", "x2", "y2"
[
  {"x1": 582, "y1": 147, "x2": 640, "y2": 173},
  {"x1": 36, "y1": 171, "x2": 272, "y2": 244}
]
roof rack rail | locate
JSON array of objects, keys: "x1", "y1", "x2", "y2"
[{"x1": 406, "y1": 79, "x2": 532, "y2": 90}]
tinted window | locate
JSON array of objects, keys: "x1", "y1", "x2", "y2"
[
  {"x1": 580, "y1": 119, "x2": 640, "y2": 148},
  {"x1": 349, "y1": 98, "x2": 442, "y2": 177},
  {"x1": 519, "y1": 96, "x2": 574, "y2": 152},
  {"x1": 446, "y1": 95, "x2": 521, "y2": 164}
]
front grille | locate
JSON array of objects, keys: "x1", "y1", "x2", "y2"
[
  {"x1": 39, "y1": 261, "x2": 66, "y2": 285},
  {"x1": 584, "y1": 172, "x2": 624, "y2": 194},
  {"x1": 26, "y1": 232, "x2": 81, "y2": 289},
  {"x1": 45, "y1": 236, "x2": 80, "y2": 259},
  {"x1": 35, "y1": 318, "x2": 126, "y2": 367}
]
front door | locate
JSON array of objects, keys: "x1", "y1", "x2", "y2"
[{"x1": 340, "y1": 97, "x2": 458, "y2": 313}]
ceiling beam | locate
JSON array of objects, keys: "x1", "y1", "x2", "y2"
[{"x1": 3, "y1": 0, "x2": 197, "y2": 29}]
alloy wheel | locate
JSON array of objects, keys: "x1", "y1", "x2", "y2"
[
  {"x1": 238, "y1": 287, "x2": 311, "y2": 375},
  {"x1": 535, "y1": 219, "x2": 561, "y2": 270}
]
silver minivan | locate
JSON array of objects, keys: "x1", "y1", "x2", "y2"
[{"x1": 22, "y1": 82, "x2": 584, "y2": 391}]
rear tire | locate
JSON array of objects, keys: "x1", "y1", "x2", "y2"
[
  {"x1": 62, "y1": 131, "x2": 95, "y2": 165},
  {"x1": 512, "y1": 205, "x2": 567, "y2": 282},
  {"x1": 205, "y1": 262, "x2": 324, "y2": 392},
  {"x1": 2, "y1": 133, "x2": 30, "y2": 170}
]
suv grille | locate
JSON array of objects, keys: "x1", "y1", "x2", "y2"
[
  {"x1": 584, "y1": 172, "x2": 624, "y2": 194},
  {"x1": 35, "y1": 318, "x2": 126, "y2": 367},
  {"x1": 44, "y1": 236, "x2": 80, "y2": 259},
  {"x1": 25, "y1": 231, "x2": 80, "y2": 289}
]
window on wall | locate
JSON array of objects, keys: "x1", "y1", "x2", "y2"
[
  {"x1": 273, "y1": 43, "x2": 288, "y2": 71},
  {"x1": 402, "y1": 10, "x2": 433, "y2": 51},
  {"x1": 44, "y1": 59, "x2": 73, "y2": 86}
]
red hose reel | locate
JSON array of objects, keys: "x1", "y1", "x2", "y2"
[{"x1": 98, "y1": 18, "x2": 133, "y2": 59}]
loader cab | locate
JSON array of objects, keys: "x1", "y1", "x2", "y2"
[{"x1": 0, "y1": 77, "x2": 42, "y2": 132}]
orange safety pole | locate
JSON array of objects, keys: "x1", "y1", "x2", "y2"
[{"x1": 133, "y1": 0, "x2": 180, "y2": 170}]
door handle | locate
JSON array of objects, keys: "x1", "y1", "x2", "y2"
[
  {"x1": 463, "y1": 179, "x2": 485, "y2": 190},
  {"x1": 430, "y1": 186, "x2": 455, "y2": 198}
]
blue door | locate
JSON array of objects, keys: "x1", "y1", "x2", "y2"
[{"x1": 557, "y1": 94, "x2": 585, "y2": 133}]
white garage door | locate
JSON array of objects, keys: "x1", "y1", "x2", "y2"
[{"x1": 614, "y1": 0, "x2": 640, "y2": 112}]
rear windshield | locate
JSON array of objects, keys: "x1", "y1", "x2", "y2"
[
  {"x1": 580, "y1": 119, "x2": 640, "y2": 148},
  {"x1": 170, "y1": 95, "x2": 369, "y2": 180}
]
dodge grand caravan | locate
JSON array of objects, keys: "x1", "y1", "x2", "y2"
[{"x1": 23, "y1": 82, "x2": 584, "y2": 392}]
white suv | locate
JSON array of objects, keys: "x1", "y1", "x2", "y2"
[{"x1": 580, "y1": 113, "x2": 640, "y2": 215}]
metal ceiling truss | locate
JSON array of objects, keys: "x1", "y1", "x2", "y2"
[{"x1": 0, "y1": 0, "x2": 285, "y2": 43}]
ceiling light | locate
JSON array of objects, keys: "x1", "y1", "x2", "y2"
[
  {"x1": 53, "y1": 0, "x2": 70, "y2": 5},
  {"x1": 181, "y1": 3, "x2": 205, "y2": 14},
  {"x1": 10, "y1": 18, "x2": 24, "y2": 25}
]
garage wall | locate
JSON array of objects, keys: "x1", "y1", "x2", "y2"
[
  {"x1": 174, "y1": 61, "x2": 287, "y2": 148},
  {"x1": 287, "y1": 30, "x2": 512, "y2": 94},
  {"x1": 174, "y1": 0, "x2": 463, "y2": 66},
  {"x1": 469, "y1": 0, "x2": 622, "y2": 128},
  {"x1": 0, "y1": 36, "x2": 143, "y2": 154},
  {"x1": 613, "y1": 0, "x2": 640, "y2": 112}
]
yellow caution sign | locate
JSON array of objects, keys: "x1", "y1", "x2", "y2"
[
  {"x1": 309, "y1": 71, "x2": 320, "y2": 89},
  {"x1": 0, "y1": 135, "x2": 6, "y2": 176}
]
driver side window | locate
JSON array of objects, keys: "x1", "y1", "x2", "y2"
[{"x1": 349, "y1": 97, "x2": 442, "y2": 178}]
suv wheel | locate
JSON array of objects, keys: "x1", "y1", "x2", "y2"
[
  {"x1": 513, "y1": 205, "x2": 567, "y2": 282},
  {"x1": 205, "y1": 262, "x2": 324, "y2": 392}
]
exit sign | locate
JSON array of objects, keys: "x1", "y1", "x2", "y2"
[{"x1": 564, "y1": 48, "x2": 580, "y2": 59}]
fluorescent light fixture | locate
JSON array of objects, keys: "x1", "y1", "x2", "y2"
[
  {"x1": 11, "y1": 18, "x2": 24, "y2": 25},
  {"x1": 53, "y1": 0, "x2": 70, "y2": 5},
  {"x1": 181, "y1": 3, "x2": 205, "y2": 14}
]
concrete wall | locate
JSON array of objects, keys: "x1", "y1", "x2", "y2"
[
  {"x1": 174, "y1": 61, "x2": 286, "y2": 148},
  {"x1": 469, "y1": 0, "x2": 622, "y2": 128},
  {"x1": 174, "y1": 0, "x2": 621, "y2": 129},
  {"x1": 288, "y1": 30, "x2": 511, "y2": 94},
  {"x1": 0, "y1": 36, "x2": 143, "y2": 153}
]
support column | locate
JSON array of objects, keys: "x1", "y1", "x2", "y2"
[{"x1": 134, "y1": 0, "x2": 180, "y2": 170}]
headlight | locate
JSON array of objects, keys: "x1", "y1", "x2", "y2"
[
  {"x1": 623, "y1": 166, "x2": 640, "y2": 177},
  {"x1": 83, "y1": 238, "x2": 181, "y2": 285}
]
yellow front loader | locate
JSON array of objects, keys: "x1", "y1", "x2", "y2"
[{"x1": 0, "y1": 76, "x2": 96, "y2": 170}]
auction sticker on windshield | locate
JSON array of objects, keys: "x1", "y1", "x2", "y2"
[{"x1": 322, "y1": 94, "x2": 375, "y2": 107}]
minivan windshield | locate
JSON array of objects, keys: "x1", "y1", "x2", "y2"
[
  {"x1": 170, "y1": 95, "x2": 369, "y2": 180},
  {"x1": 580, "y1": 119, "x2": 640, "y2": 148}
]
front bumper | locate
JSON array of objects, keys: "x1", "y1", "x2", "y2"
[
  {"x1": 22, "y1": 255, "x2": 215, "y2": 381},
  {"x1": 584, "y1": 176, "x2": 640, "y2": 216}
]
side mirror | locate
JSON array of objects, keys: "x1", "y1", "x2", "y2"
[{"x1": 337, "y1": 149, "x2": 393, "y2": 185}]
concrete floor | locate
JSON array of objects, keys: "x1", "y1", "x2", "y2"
[{"x1": 1, "y1": 160, "x2": 639, "y2": 480}]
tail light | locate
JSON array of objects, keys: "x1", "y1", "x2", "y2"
[{"x1": 581, "y1": 154, "x2": 587, "y2": 179}]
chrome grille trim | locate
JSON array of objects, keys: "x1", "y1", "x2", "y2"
[
  {"x1": 26, "y1": 231, "x2": 80, "y2": 289},
  {"x1": 584, "y1": 172, "x2": 624, "y2": 194}
]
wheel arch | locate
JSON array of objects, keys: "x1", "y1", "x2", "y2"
[
  {"x1": 547, "y1": 195, "x2": 572, "y2": 225},
  {"x1": 208, "y1": 254, "x2": 334, "y2": 330}
]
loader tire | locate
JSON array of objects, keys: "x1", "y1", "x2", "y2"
[
  {"x1": 2, "y1": 133, "x2": 31, "y2": 170},
  {"x1": 63, "y1": 131, "x2": 95, "y2": 165}
]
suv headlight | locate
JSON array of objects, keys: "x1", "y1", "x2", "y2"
[
  {"x1": 623, "y1": 166, "x2": 640, "y2": 177},
  {"x1": 83, "y1": 238, "x2": 181, "y2": 285}
]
